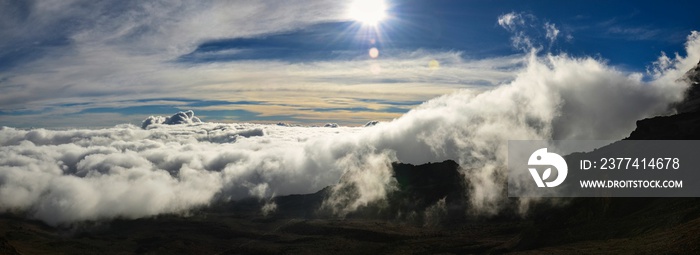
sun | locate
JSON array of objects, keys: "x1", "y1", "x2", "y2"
[{"x1": 348, "y1": 0, "x2": 387, "y2": 26}]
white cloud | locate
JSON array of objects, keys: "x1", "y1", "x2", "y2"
[
  {"x1": 648, "y1": 31, "x2": 700, "y2": 83},
  {"x1": 2, "y1": 31, "x2": 698, "y2": 225},
  {"x1": 545, "y1": 22, "x2": 560, "y2": 43},
  {"x1": 498, "y1": 12, "x2": 568, "y2": 51},
  {"x1": 364, "y1": 32, "x2": 699, "y2": 213},
  {"x1": 498, "y1": 12, "x2": 536, "y2": 51},
  {"x1": 497, "y1": 12, "x2": 523, "y2": 31},
  {"x1": 0, "y1": 123, "x2": 368, "y2": 225}
]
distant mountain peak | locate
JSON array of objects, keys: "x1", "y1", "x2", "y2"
[{"x1": 141, "y1": 110, "x2": 203, "y2": 129}]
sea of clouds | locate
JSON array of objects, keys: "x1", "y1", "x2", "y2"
[{"x1": 2, "y1": 13, "x2": 700, "y2": 225}]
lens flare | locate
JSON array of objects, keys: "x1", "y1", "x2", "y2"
[
  {"x1": 369, "y1": 47, "x2": 379, "y2": 58},
  {"x1": 428, "y1": 59, "x2": 440, "y2": 70}
]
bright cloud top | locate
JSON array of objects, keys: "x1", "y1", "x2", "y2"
[{"x1": 0, "y1": 122, "x2": 366, "y2": 225}]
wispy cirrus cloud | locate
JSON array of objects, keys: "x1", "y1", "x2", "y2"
[
  {"x1": 0, "y1": 45, "x2": 523, "y2": 127},
  {"x1": 497, "y1": 12, "x2": 571, "y2": 51},
  {"x1": 590, "y1": 15, "x2": 685, "y2": 43},
  {"x1": 0, "y1": 1, "x2": 523, "y2": 127},
  {"x1": 606, "y1": 25, "x2": 662, "y2": 41}
]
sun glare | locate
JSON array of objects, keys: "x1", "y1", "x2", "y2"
[{"x1": 349, "y1": 0, "x2": 387, "y2": 26}]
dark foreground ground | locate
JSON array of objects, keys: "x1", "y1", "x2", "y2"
[{"x1": 2, "y1": 198, "x2": 700, "y2": 255}]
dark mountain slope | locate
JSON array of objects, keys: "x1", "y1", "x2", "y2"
[
  {"x1": 510, "y1": 60, "x2": 700, "y2": 252},
  {"x1": 628, "y1": 110, "x2": 700, "y2": 139},
  {"x1": 262, "y1": 160, "x2": 468, "y2": 224}
]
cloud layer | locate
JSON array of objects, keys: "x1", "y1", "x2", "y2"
[
  {"x1": 2, "y1": 30, "x2": 698, "y2": 225},
  {"x1": 0, "y1": 122, "x2": 367, "y2": 225}
]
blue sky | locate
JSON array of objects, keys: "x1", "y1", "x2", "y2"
[{"x1": 1, "y1": 0, "x2": 698, "y2": 128}]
